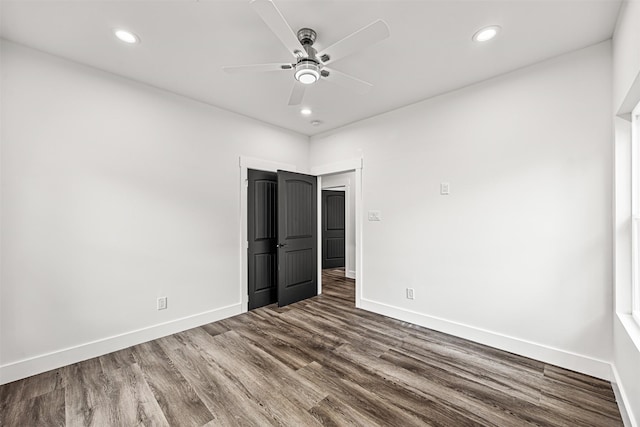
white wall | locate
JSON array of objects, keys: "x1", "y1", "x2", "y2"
[
  {"x1": 310, "y1": 42, "x2": 613, "y2": 379},
  {"x1": 321, "y1": 171, "x2": 356, "y2": 279},
  {"x1": 612, "y1": 0, "x2": 640, "y2": 424},
  {"x1": 0, "y1": 41, "x2": 309, "y2": 383}
]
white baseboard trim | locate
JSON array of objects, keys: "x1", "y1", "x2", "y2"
[
  {"x1": 0, "y1": 303, "x2": 242, "y2": 385},
  {"x1": 611, "y1": 363, "x2": 638, "y2": 427},
  {"x1": 346, "y1": 270, "x2": 356, "y2": 279},
  {"x1": 360, "y1": 298, "x2": 612, "y2": 380}
]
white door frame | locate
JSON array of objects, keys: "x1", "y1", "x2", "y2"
[
  {"x1": 311, "y1": 158, "x2": 364, "y2": 308},
  {"x1": 239, "y1": 156, "x2": 297, "y2": 313}
]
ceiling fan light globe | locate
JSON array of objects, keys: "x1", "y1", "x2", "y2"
[
  {"x1": 297, "y1": 71, "x2": 319, "y2": 84},
  {"x1": 294, "y1": 62, "x2": 320, "y2": 85}
]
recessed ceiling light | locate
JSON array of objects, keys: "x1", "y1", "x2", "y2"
[
  {"x1": 114, "y1": 29, "x2": 139, "y2": 44},
  {"x1": 311, "y1": 120, "x2": 322, "y2": 127},
  {"x1": 300, "y1": 108, "x2": 312, "y2": 116},
  {"x1": 473, "y1": 25, "x2": 501, "y2": 42}
]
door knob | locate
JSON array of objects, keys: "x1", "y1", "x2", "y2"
[{"x1": 276, "y1": 243, "x2": 287, "y2": 248}]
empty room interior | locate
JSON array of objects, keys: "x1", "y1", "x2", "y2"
[{"x1": 2, "y1": 0, "x2": 640, "y2": 425}]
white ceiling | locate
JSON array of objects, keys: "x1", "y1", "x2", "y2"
[{"x1": 0, "y1": 0, "x2": 622, "y2": 136}]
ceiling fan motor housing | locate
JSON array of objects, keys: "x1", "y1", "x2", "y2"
[{"x1": 297, "y1": 28, "x2": 317, "y2": 46}]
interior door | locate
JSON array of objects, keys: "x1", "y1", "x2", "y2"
[
  {"x1": 277, "y1": 170, "x2": 318, "y2": 307},
  {"x1": 322, "y1": 190, "x2": 346, "y2": 269},
  {"x1": 247, "y1": 169, "x2": 278, "y2": 310}
]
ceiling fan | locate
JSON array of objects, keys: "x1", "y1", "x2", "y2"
[{"x1": 223, "y1": 0, "x2": 390, "y2": 106}]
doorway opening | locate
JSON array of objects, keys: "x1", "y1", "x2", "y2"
[
  {"x1": 319, "y1": 172, "x2": 356, "y2": 306},
  {"x1": 312, "y1": 159, "x2": 363, "y2": 309}
]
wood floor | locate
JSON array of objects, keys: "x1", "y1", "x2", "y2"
[{"x1": 1, "y1": 269, "x2": 623, "y2": 426}]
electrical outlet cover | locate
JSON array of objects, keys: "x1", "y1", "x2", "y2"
[{"x1": 406, "y1": 288, "x2": 415, "y2": 300}]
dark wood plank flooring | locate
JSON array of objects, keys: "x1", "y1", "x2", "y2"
[{"x1": 0, "y1": 269, "x2": 623, "y2": 426}]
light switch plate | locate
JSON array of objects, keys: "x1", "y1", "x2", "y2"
[
  {"x1": 368, "y1": 210, "x2": 382, "y2": 221},
  {"x1": 440, "y1": 182, "x2": 450, "y2": 195}
]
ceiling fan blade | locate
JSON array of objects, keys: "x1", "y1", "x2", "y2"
[
  {"x1": 323, "y1": 68, "x2": 373, "y2": 94},
  {"x1": 317, "y1": 20, "x2": 390, "y2": 65},
  {"x1": 222, "y1": 63, "x2": 292, "y2": 74},
  {"x1": 288, "y1": 82, "x2": 306, "y2": 105},
  {"x1": 250, "y1": 0, "x2": 307, "y2": 59}
]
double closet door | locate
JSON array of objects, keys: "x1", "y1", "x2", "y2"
[{"x1": 247, "y1": 169, "x2": 317, "y2": 309}]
